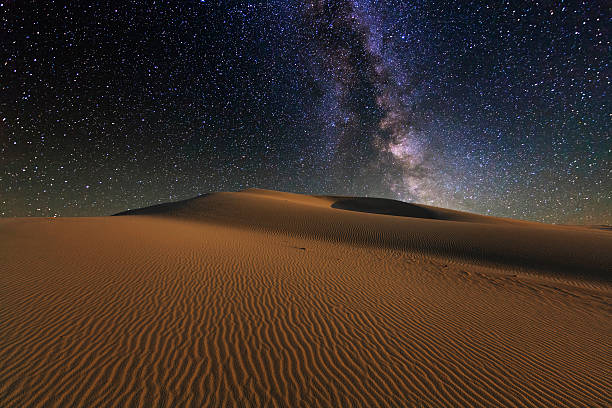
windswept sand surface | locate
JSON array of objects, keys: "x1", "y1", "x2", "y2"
[{"x1": 1, "y1": 189, "x2": 611, "y2": 407}]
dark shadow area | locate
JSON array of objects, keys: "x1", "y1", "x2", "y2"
[
  {"x1": 588, "y1": 225, "x2": 612, "y2": 231},
  {"x1": 330, "y1": 197, "x2": 509, "y2": 224},
  {"x1": 331, "y1": 198, "x2": 440, "y2": 219}
]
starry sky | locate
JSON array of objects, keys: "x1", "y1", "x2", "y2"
[{"x1": 1, "y1": 0, "x2": 610, "y2": 224}]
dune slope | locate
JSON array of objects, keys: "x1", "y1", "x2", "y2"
[
  {"x1": 117, "y1": 189, "x2": 612, "y2": 280},
  {"x1": 1, "y1": 189, "x2": 610, "y2": 407}
]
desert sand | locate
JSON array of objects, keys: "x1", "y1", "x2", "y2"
[{"x1": 1, "y1": 188, "x2": 610, "y2": 407}]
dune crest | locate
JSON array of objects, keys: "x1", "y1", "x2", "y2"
[
  {"x1": 1, "y1": 189, "x2": 610, "y2": 407},
  {"x1": 117, "y1": 189, "x2": 612, "y2": 280}
]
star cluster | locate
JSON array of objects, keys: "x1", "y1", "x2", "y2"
[{"x1": 1, "y1": 1, "x2": 610, "y2": 224}]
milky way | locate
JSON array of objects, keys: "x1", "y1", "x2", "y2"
[
  {"x1": 303, "y1": 0, "x2": 437, "y2": 204},
  {"x1": 2, "y1": 1, "x2": 610, "y2": 223}
]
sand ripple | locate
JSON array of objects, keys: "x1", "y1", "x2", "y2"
[{"x1": 1, "y1": 191, "x2": 610, "y2": 407}]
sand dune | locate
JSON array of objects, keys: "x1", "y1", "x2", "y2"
[
  {"x1": 1, "y1": 189, "x2": 610, "y2": 407},
  {"x1": 118, "y1": 189, "x2": 612, "y2": 280}
]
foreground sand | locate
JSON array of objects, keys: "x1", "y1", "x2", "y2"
[{"x1": 1, "y1": 189, "x2": 610, "y2": 407}]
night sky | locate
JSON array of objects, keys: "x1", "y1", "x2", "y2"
[{"x1": 2, "y1": 1, "x2": 610, "y2": 224}]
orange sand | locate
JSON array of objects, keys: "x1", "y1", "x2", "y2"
[{"x1": 1, "y1": 189, "x2": 610, "y2": 407}]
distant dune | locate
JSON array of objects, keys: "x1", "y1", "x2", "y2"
[
  {"x1": 1, "y1": 189, "x2": 610, "y2": 407},
  {"x1": 117, "y1": 188, "x2": 611, "y2": 280}
]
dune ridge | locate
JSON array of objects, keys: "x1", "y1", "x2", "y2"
[
  {"x1": 1, "y1": 189, "x2": 610, "y2": 407},
  {"x1": 117, "y1": 189, "x2": 612, "y2": 280}
]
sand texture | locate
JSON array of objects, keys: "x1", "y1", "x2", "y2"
[{"x1": 1, "y1": 189, "x2": 610, "y2": 407}]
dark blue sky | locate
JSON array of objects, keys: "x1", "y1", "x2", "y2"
[{"x1": 1, "y1": 1, "x2": 610, "y2": 224}]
